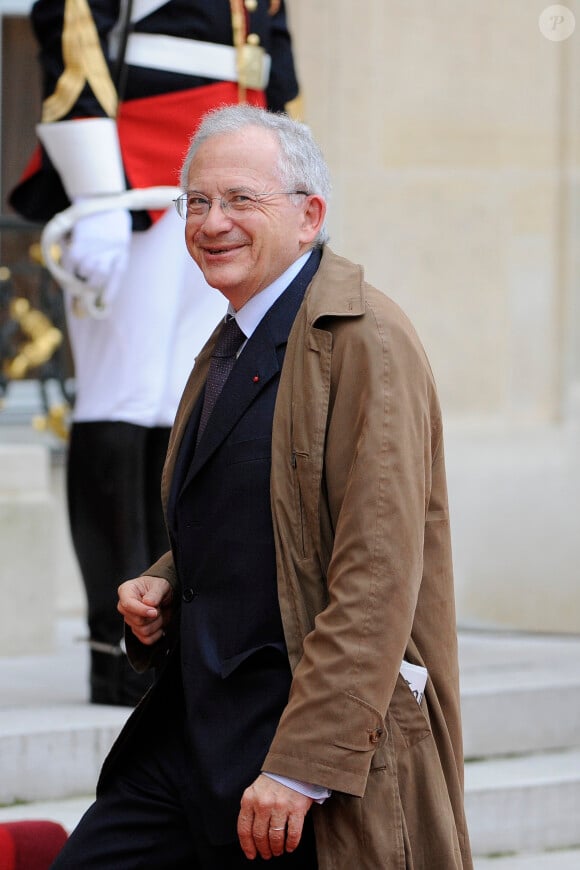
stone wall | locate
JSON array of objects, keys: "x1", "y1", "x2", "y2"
[
  {"x1": 0, "y1": 445, "x2": 56, "y2": 654},
  {"x1": 289, "y1": 0, "x2": 580, "y2": 630}
]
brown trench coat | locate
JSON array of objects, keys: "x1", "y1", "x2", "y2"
[{"x1": 130, "y1": 247, "x2": 473, "y2": 869}]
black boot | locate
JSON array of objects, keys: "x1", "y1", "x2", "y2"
[
  {"x1": 67, "y1": 421, "x2": 170, "y2": 707},
  {"x1": 90, "y1": 645, "x2": 152, "y2": 707}
]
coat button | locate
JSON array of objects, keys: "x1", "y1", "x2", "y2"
[
  {"x1": 182, "y1": 587, "x2": 196, "y2": 603},
  {"x1": 369, "y1": 728, "x2": 384, "y2": 745}
]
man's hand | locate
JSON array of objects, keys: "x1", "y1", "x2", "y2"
[
  {"x1": 117, "y1": 576, "x2": 173, "y2": 646},
  {"x1": 237, "y1": 774, "x2": 313, "y2": 860}
]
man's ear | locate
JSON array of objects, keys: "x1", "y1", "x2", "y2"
[{"x1": 298, "y1": 195, "x2": 326, "y2": 245}]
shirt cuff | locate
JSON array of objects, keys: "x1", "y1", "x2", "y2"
[{"x1": 262, "y1": 772, "x2": 331, "y2": 804}]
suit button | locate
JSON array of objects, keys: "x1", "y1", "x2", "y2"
[
  {"x1": 369, "y1": 728, "x2": 384, "y2": 745},
  {"x1": 182, "y1": 587, "x2": 196, "y2": 603}
]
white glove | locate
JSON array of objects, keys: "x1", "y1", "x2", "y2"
[{"x1": 62, "y1": 204, "x2": 132, "y2": 314}]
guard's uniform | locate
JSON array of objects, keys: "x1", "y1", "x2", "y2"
[{"x1": 10, "y1": 0, "x2": 301, "y2": 706}]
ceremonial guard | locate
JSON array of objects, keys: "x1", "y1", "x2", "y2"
[{"x1": 10, "y1": 0, "x2": 301, "y2": 706}]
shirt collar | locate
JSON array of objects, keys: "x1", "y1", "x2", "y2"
[{"x1": 226, "y1": 251, "x2": 312, "y2": 339}]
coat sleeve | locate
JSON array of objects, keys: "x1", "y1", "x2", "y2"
[
  {"x1": 264, "y1": 290, "x2": 444, "y2": 796},
  {"x1": 124, "y1": 549, "x2": 180, "y2": 672}
]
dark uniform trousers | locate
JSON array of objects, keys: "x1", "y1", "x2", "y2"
[{"x1": 67, "y1": 420, "x2": 166, "y2": 705}]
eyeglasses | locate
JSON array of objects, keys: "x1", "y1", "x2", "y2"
[{"x1": 173, "y1": 188, "x2": 309, "y2": 220}]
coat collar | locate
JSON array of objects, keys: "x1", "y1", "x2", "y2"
[{"x1": 302, "y1": 246, "x2": 366, "y2": 325}]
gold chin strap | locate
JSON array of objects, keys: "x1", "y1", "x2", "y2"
[{"x1": 41, "y1": 0, "x2": 118, "y2": 123}]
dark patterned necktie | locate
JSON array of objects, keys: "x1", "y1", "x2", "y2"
[{"x1": 196, "y1": 316, "x2": 246, "y2": 444}]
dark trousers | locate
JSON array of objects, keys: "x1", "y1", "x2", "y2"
[
  {"x1": 50, "y1": 710, "x2": 318, "y2": 870},
  {"x1": 67, "y1": 421, "x2": 170, "y2": 705}
]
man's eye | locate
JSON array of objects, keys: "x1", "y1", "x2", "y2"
[
  {"x1": 187, "y1": 195, "x2": 209, "y2": 211},
  {"x1": 228, "y1": 193, "x2": 256, "y2": 209}
]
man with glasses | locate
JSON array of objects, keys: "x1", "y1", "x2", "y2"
[{"x1": 51, "y1": 106, "x2": 472, "y2": 869}]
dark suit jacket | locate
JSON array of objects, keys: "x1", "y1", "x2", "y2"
[{"x1": 99, "y1": 251, "x2": 321, "y2": 845}]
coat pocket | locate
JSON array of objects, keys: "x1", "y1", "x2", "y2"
[
  {"x1": 220, "y1": 641, "x2": 288, "y2": 679},
  {"x1": 388, "y1": 672, "x2": 431, "y2": 750},
  {"x1": 290, "y1": 449, "x2": 310, "y2": 558}
]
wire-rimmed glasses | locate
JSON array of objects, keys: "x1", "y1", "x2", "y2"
[{"x1": 173, "y1": 188, "x2": 309, "y2": 220}]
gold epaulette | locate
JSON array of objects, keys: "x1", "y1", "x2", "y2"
[{"x1": 42, "y1": 0, "x2": 117, "y2": 123}]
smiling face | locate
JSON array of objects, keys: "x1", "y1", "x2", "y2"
[{"x1": 184, "y1": 126, "x2": 325, "y2": 310}]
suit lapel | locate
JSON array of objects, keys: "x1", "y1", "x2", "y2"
[
  {"x1": 177, "y1": 249, "x2": 321, "y2": 496},
  {"x1": 184, "y1": 333, "x2": 279, "y2": 481}
]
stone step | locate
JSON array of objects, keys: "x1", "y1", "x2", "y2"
[
  {"x1": 459, "y1": 631, "x2": 580, "y2": 759},
  {"x1": 0, "y1": 796, "x2": 94, "y2": 836},
  {"x1": 0, "y1": 706, "x2": 128, "y2": 805},
  {"x1": 464, "y1": 748, "x2": 580, "y2": 856},
  {"x1": 462, "y1": 675, "x2": 580, "y2": 759},
  {"x1": 474, "y1": 849, "x2": 580, "y2": 869}
]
